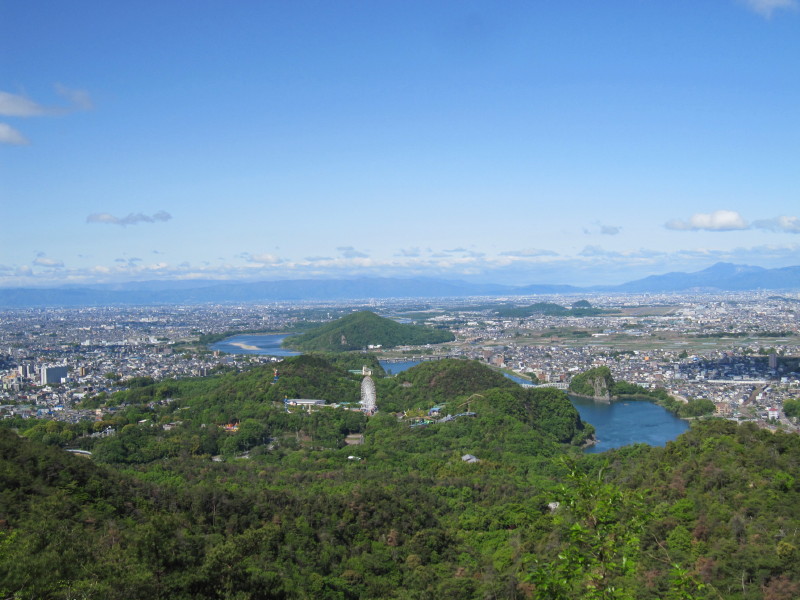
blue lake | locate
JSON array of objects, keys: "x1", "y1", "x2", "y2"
[
  {"x1": 569, "y1": 395, "x2": 689, "y2": 453},
  {"x1": 210, "y1": 334, "x2": 300, "y2": 357}
]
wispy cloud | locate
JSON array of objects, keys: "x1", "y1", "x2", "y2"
[
  {"x1": 244, "y1": 253, "x2": 284, "y2": 265},
  {"x1": 499, "y1": 248, "x2": 559, "y2": 258},
  {"x1": 442, "y1": 247, "x2": 485, "y2": 258},
  {"x1": 0, "y1": 123, "x2": 28, "y2": 145},
  {"x1": 665, "y1": 210, "x2": 749, "y2": 232},
  {"x1": 752, "y1": 215, "x2": 800, "y2": 233},
  {"x1": 33, "y1": 252, "x2": 64, "y2": 268},
  {"x1": 0, "y1": 86, "x2": 93, "y2": 145},
  {"x1": 86, "y1": 211, "x2": 172, "y2": 226},
  {"x1": 600, "y1": 225, "x2": 621, "y2": 235},
  {"x1": 740, "y1": 0, "x2": 797, "y2": 18},
  {"x1": 584, "y1": 221, "x2": 622, "y2": 236},
  {"x1": 55, "y1": 84, "x2": 93, "y2": 110},
  {"x1": 578, "y1": 246, "x2": 664, "y2": 259},
  {"x1": 0, "y1": 91, "x2": 50, "y2": 117},
  {"x1": 0, "y1": 87, "x2": 93, "y2": 117},
  {"x1": 114, "y1": 257, "x2": 143, "y2": 266},
  {"x1": 337, "y1": 246, "x2": 370, "y2": 259}
]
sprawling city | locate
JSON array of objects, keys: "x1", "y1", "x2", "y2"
[{"x1": 2, "y1": 293, "x2": 799, "y2": 433}]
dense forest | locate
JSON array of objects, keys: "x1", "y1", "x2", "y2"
[
  {"x1": 2, "y1": 356, "x2": 798, "y2": 598},
  {"x1": 282, "y1": 311, "x2": 454, "y2": 352}
]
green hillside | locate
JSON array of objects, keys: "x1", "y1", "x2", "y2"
[
  {"x1": 283, "y1": 310, "x2": 454, "y2": 352},
  {"x1": 2, "y1": 356, "x2": 799, "y2": 599}
]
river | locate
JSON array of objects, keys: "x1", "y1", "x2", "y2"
[{"x1": 209, "y1": 334, "x2": 300, "y2": 357}]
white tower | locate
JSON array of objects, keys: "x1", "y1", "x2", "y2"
[{"x1": 360, "y1": 374, "x2": 377, "y2": 414}]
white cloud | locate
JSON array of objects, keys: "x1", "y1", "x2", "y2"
[
  {"x1": 0, "y1": 123, "x2": 29, "y2": 145},
  {"x1": 665, "y1": 210, "x2": 749, "y2": 232},
  {"x1": 752, "y1": 215, "x2": 800, "y2": 233},
  {"x1": 86, "y1": 211, "x2": 172, "y2": 226},
  {"x1": 740, "y1": 0, "x2": 797, "y2": 18},
  {"x1": 666, "y1": 212, "x2": 800, "y2": 234}
]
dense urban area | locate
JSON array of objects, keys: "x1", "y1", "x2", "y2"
[{"x1": 2, "y1": 292, "x2": 798, "y2": 433}]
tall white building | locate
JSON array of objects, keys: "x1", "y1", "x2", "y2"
[{"x1": 40, "y1": 365, "x2": 68, "y2": 385}]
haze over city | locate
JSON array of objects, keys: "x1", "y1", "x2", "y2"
[{"x1": 2, "y1": 0, "x2": 799, "y2": 288}]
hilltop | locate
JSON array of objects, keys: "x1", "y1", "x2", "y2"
[{"x1": 282, "y1": 310, "x2": 454, "y2": 352}]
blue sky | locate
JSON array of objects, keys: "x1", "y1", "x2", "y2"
[{"x1": 2, "y1": 0, "x2": 799, "y2": 287}]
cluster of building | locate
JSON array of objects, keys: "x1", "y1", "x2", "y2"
[
  {"x1": 0, "y1": 305, "x2": 299, "y2": 422},
  {"x1": 1, "y1": 291, "x2": 798, "y2": 433},
  {"x1": 441, "y1": 292, "x2": 799, "y2": 430}
]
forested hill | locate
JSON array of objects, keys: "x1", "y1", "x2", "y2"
[
  {"x1": 282, "y1": 310, "x2": 454, "y2": 351},
  {"x1": 2, "y1": 355, "x2": 800, "y2": 598}
]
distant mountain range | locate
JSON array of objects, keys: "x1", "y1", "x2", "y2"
[{"x1": 1, "y1": 262, "x2": 799, "y2": 307}]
